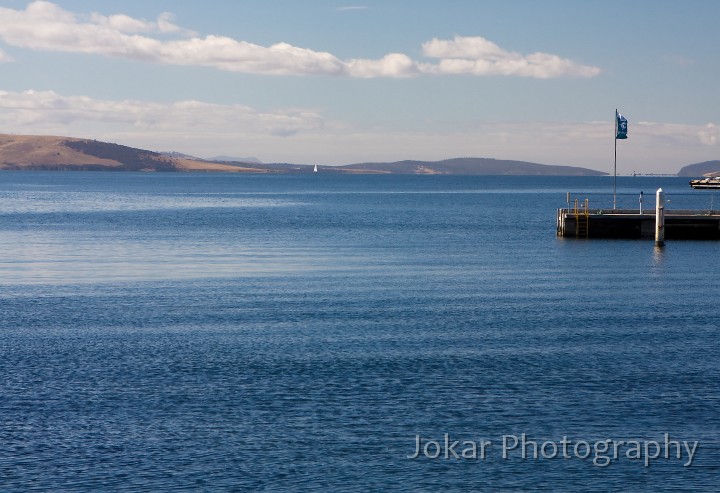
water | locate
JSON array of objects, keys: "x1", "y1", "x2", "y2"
[{"x1": 0, "y1": 172, "x2": 718, "y2": 491}]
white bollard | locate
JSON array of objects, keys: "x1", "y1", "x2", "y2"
[{"x1": 655, "y1": 188, "x2": 665, "y2": 247}]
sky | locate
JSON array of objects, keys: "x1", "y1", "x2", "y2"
[{"x1": 0, "y1": 0, "x2": 719, "y2": 173}]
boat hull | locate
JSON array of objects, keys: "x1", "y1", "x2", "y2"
[{"x1": 690, "y1": 179, "x2": 720, "y2": 189}]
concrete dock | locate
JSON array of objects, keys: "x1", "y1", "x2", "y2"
[
  {"x1": 557, "y1": 209, "x2": 720, "y2": 239},
  {"x1": 557, "y1": 191, "x2": 720, "y2": 240}
]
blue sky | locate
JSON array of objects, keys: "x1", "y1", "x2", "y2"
[{"x1": 0, "y1": 0, "x2": 718, "y2": 173}]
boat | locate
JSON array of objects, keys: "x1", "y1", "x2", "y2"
[
  {"x1": 690, "y1": 177, "x2": 720, "y2": 189},
  {"x1": 313, "y1": 164, "x2": 318, "y2": 173}
]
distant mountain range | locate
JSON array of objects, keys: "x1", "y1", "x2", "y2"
[
  {"x1": 1, "y1": 132, "x2": 709, "y2": 176},
  {"x1": 338, "y1": 158, "x2": 606, "y2": 175},
  {"x1": 677, "y1": 160, "x2": 720, "y2": 177}
]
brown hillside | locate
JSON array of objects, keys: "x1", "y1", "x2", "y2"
[
  {"x1": 0, "y1": 134, "x2": 265, "y2": 172},
  {"x1": 0, "y1": 134, "x2": 121, "y2": 169},
  {"x1": 172, "y1": 158, "x2": 270, "y2": 172}
]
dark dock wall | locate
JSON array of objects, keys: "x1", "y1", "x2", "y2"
[
  {"x1": 664, "y1": 216, "x2": 720, "y2": 240},
  {"x1": 558, "y1": 211, "x2": 720, "y2": 240}
]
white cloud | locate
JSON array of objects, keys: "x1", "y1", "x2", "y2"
[
  {"x1": 422, "y1": 36, "x2": 601, "y2": 78},
  {"x1": 0, "y1": 47, "x2": 11, "y2": 62},
  {"x1": 89, "y1": 13, "x2": 157, "y2": 33},
  {"x1": 0, "y1": 2, "x2": 344, "y2": 75},
  {"x1": 165, "y1": 38, "x2": 346, "y2": 75},
  {"x1": 423, "y1": 36, "x2": 507, "y2": 59},
  {"x1": 0, "y1": 2, "x2": 600, "y2": 79},
  {"x1": 347, "y1": 53, "x2": 424, "y2": 78}
]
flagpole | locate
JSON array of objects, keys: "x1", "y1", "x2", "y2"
[{"x1": 614, "y1": 109, "x2": 617, "y2": 210}]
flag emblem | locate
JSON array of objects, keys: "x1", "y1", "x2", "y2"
[{"x1": 616, "y1": 110, "x2": 628, "y2": 139}]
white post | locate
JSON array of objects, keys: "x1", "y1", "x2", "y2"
[
  {"x1": 655, "y1": 188, "x2": 665, "y2": 247},
  {"x1": 639, "y1": 191, "x2": 644, "y2": 215},
  {"x1": 614, "y1": 133, "x2": 617, "y2": 210}
]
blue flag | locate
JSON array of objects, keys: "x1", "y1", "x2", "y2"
[{"x1": 616, "y1": 110, "x2": 628, "y2": 139}]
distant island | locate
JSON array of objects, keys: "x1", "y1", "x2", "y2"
[
  {"x1": 677, "y1": 160, "x2": 720, "y2": 178},
  {"x1": 338, "y1": 158, "x2": 606, "y2": 175},
  {"x1": 0, "y1": 132, "x2": 616, "y2": 176}
]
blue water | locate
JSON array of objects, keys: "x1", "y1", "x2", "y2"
[{"x1": 0, "y1": 172, "x2": 718, "y2": 491}]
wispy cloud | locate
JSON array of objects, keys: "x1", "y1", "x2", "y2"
[
  {"x1": 337, "y1": 6, "x2": 368, "y2": 12},
  {"x1": 0, "y1": 1, "x2": 600, "y2": 79},
  {"x1": 698, "y1": 123, "x2": 719, "y2": 145},
  {"x1": 662, "y1": 54, "x2": 695, "y2": 68},
  {"x1": 0, "y1": 89, "x2": 324, "y2": 137},
  {"x1": 89, "y1": 11, "x2": 196, "y2": 36},
  {"x1": 0, "y1": 47, "x2": 11, "y2": 62}
]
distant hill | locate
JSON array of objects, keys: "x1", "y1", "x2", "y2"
[
  {"x1": 209, "y1": 155, "x2": 263, "y2": 164},
  {"x1": 161, "y1": 151, "x2": 201, "y2": 160},
  {"x1": 677, "y1": 160, "x2": 720, "y2": 177},
  {"x1": 341, "y1": 158, "x2": 607, "y2": 176},
  {"x1": 0, "y1": 133, "x2": 610, "y2": 175},
  {"x1": 0, "y1": 134, "x2": 269, "y2": 172}
]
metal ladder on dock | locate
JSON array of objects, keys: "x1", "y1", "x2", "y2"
[{"x1": 574, "y1": 198, "x2": 589, "y2": 238}]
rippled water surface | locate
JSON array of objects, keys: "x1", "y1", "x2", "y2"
[{"x1": 0, "y1": 172, "x2": 718, "y2": 491}]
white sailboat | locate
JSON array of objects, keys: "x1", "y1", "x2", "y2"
[{"x1": 313, "y1": 164, "x2": 318, "y2": 173}]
